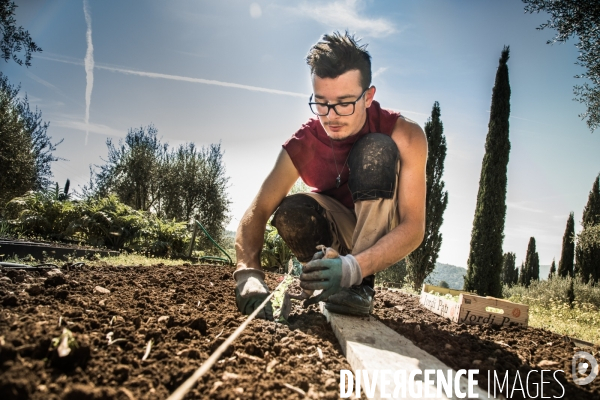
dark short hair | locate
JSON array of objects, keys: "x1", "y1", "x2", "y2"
[{"x1": 306, "y1": 31, "x2": 372, "y2": 90}]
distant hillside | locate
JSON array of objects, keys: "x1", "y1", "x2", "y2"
[{"x1": 426, "y1": 263, "x2": 467, "y2": 290}]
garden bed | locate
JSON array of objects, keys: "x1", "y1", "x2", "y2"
[
  {"x1": 373, "y1": 288, "x2": 600, "y2": 399},
  {"x1": 0, "y1": 263, "x2": 352, "y2": 399}
]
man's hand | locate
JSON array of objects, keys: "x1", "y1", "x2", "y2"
[
  {"x1": 299, "y1": 250, "x2": 362, "y2": 306},
  {"x1": 233, "y1": 269, "x2": 273, "y2": 320}
]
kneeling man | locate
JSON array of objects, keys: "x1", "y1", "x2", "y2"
[{"x1": 234, "y1": 31, "x2": 427, "y2": 318}]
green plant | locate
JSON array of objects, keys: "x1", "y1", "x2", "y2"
[
  {"x1": 503, "y1": 275, "x2": 600, "y2": 309},
  {"x1": 64, "y1": 195, "x2": 147, "y2": 249},
  {"x1": 465, "y1": 47, "x2": 511, "y2": 297},
  {"x1": 51, "y1": 328, "x2": 78, "y2": 357},
  {"x1": 405, "y1": 101, "x2": 448, "y2": 292},
  {"x1": 5, "y1": 190, "x2": 78, "y2": 240},
  {"x1": 261, "y1": 222, "x2": 294, "y2": 269},
  {"x1": 503, "y1": 275, "x2": 600, "y2": 342},
  {"x1": 138, "y1": 216, "x2": 189, "y2": 257}
]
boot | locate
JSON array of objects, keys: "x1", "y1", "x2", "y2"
[{"x1": 324, "y1": 284, "x2": 375, "y2": 317}]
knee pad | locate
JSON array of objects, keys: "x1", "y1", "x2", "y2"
[
  {"x1": 271, "y1": 194, "x2": 333, "y2": 263},
  {"x1": 348, "y1": 133, "x2": 399, "y2": 202}
]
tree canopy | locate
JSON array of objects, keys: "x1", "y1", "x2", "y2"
[
  {"x1": 523, "y1": 0, "x2": 600, "y2": 131},
  {"x1": 86, "y1": 125, "x2": 231, "y2": 247},
  {"x1": 464, "y1": 47, "x2": 511, "y2": 297},
  {"x1": 557, "y1": 212, "x2": 575, "y2": 277},
  {"x1": 0, "y1": 72, "x2": 60, "y2": 210},
  {"x1": 1, "y1": 0, "x2": 42, "y2": 66},
  {"x1": 406, "y1": 101, "x2": 448, "y2": 291}
]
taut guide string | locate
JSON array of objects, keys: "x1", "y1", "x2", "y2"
[{"x1": 167, "y1": 277, "x2": 289, "y2": 400}]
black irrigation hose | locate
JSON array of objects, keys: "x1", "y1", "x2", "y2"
[
  {"x1": 0, "y1": 262, "x2": 85, "y2": 271},
  {"x1": 0, "y1": 262, "x2": 59, "y2": 270}
]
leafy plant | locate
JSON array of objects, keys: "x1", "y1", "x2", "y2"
[
  {"x1": 261, "y1": 222, "x2": 294, "y2": 270},
  {"x1": 5, "y1": 190, "x2": 78, "y2": 240},
  {"x1": 137, "y1": 216, "x2": 188, "y2": 257}
]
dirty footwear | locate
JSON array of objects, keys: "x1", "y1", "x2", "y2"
[{"x1": 324, "y1": 284, "x2": 375, "y2": 317}]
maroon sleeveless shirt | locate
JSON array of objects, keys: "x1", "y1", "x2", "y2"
[{"x1": 283, "y1": 100, "x2": 400, "y2": 209}]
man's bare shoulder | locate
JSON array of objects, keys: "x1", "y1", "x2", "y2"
[{"x1": 391, "y1": 114, "x2": 427, "y2": 155}]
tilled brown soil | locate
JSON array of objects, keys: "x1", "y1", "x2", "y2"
[
  {"x1": 0, "y1": 264, "x2": 355, "y2": 399},
  {"x1": 372, "y1": 288, "x2": 600, "y2": 399},
  {"x1": 2, "y1": 262, "x2": 599, "y2": 399}
]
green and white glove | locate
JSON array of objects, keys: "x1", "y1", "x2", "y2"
[
  {"x1": 233, "y1": 269, "x2": 274, "y2": 321},
  {"x1": 299, "y1": 252, "x2": 362, "y2": 306}
]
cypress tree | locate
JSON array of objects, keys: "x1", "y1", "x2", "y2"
[
  {"x1": 576, "y1": 174, "x2": 600, "y2": 283},
  {"x1": 548, "y1": 258, "x2": 556, "y2": 279},
  {"x1": 567, "y1": 278, "x2": 575, "y2": 308},
  {"x1": 522, "y1": 237, "x2": 539, "y2": 287},
  {"x1": 501, "y1": 252, "x2": 517, "y2": 287},
  {"x1": 464, "y1": 47, "x2": 511, "y2": 297},
  {"x1": 405, "y1": 101, "x2": 449, "y2": 291},
  {"x1": 518, "y1": 262, "x2": 526, "y2": 286},
  {"x1": 557, "y1": 212, "x2": 575, "y2": 278}
]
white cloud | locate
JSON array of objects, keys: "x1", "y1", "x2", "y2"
[
  {"x1": 83, "y1": 0, "x2": 94, "y2": 145},
  {"x1": 289, "y1": 0, "x2": 396, "y2": 38},
  {"x1": 373, "y1": 67, "x2": 388, "y2": 78},
  {"x1": 250, "y1": 3, "x2": 262, "y2": 18},
  {"x1": 507, "y1": 201, "x2": 545, "y2": 214},
  {"x1": 36, "y1": 54, "x2": 308, "y2": 98}
]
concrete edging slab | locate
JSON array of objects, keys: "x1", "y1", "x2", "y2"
[{"x1": 321, "y1": 306, "x2": 502, "y2": 399}]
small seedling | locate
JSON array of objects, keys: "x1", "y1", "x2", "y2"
[
  {"x1": 106, "y1": 332, "x2": 126, "y2": 346},
  {"x1": 142, "y1": 339, "x2": 153, "y2": 361},
  {"x1": 51, "y1": 328, "x2": 77, "y2": 357}
]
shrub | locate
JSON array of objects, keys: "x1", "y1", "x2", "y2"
[
  {"x1": 503, "y1": 275, "x2": 600, "y2": 309},
  {"x1": 3, "y1": 190, "x2": 205, "y2": 258},
  {"x1": 261, "y1": 222, "x2": 294, "y2": 270},
  {"x1": 4, "y1": 191, "x2": 78, "y2": 240}
]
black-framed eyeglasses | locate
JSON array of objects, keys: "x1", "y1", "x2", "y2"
[{"x1": 308, "y1": 87, "x2": 369, "y2": 116}]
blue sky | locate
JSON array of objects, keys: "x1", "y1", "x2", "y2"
[{"x1": 3, "y1": 0, "x2": 599, "y2": 269}]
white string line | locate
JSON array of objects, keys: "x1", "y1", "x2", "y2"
[{"x1": 166, "y1": 277, "x2": 287, "y2": 400}]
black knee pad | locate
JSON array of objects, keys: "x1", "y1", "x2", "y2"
[
  {"x1": 348, "y1": 133, "x2": 399, "y2": 202},
  {"x1": 271, "y1": 194, "x2": 333, "y2": 263}
]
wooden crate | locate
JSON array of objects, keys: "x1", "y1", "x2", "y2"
[{"x1": 419, "y1": 284, "x2": 529, "y2": 327}]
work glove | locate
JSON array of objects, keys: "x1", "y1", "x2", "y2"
[
  {"x1": 233, "y1": 269, "x2": 273, "y2": 321},
  {"x1": 299, "y1": 249, "x2": 362, "y2": 306}
]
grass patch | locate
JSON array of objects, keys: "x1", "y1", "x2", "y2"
[
  {"x1": 504, "y1": 276, "x2": 600, "y2": 344},
  {"x1": 526, "y1": 301, "x2": 600, "y2": 344}
]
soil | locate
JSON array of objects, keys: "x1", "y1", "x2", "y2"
[
  {"x1": 1, "y1": 261, "x2": 599, "y2": 399},
  {"x1": 0, "y1": 263, "x2": 355, "y2": 399},
  {"x1": 372, "y1": 288, "x2": 600, "y2": 399}
]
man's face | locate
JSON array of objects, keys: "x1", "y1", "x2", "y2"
[{"x1": 311, "y1": 69, "x2": 374, "y2": 141}]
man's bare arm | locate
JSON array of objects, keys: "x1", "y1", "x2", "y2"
[
  {"x1": 354, "y1": 117, "x2": 428, "y2": 277},
  {"x1": 235, "y1": 149, "x2": 300, "y2": 272}
]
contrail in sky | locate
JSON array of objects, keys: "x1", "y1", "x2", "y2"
[
  {"x1": 36, "y1": 54, "x2": 429, "y2": 117},
  {"x1": 97, "y1": 64, "x2": 308, "y2": 97},
  {"x1": 36, "y1": 54, "x2": 307, "y2": 98},
  {"x1": 83, "y1": 0, "x2": 94, "y2": 145}
]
